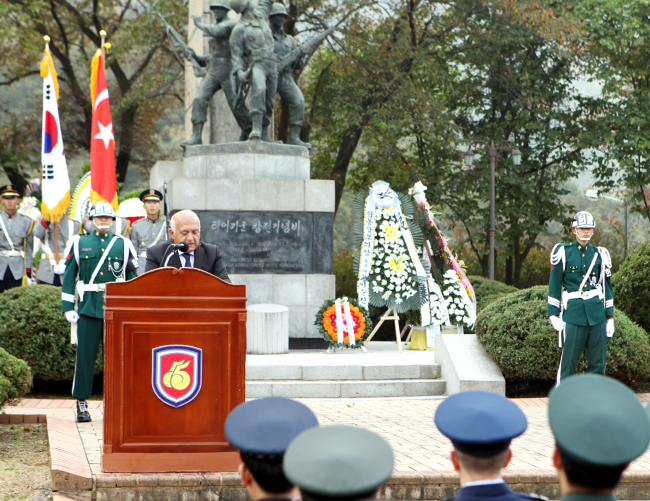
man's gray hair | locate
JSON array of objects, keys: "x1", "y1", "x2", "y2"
[{"x1": 170, "y1": 210, "x2": 201, "y2": 232}]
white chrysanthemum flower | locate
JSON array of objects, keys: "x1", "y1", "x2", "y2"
[{"x1": 395, "y1": 297, "x2": 403, "y2": 304}]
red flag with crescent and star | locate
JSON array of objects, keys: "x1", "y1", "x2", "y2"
[{"x1": 90, "y1": 49, "x2": 118, "y2": 209}]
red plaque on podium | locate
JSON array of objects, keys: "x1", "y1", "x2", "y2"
[{"x1": 101, "y1": 267, "x2": 246, "y2": 472}]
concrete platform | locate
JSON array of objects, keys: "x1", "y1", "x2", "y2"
[
  {"x1": 245, "y1": 342, "x2": 446, "y2": 398},
  {"x1": 7, "y1": 395, "x2": 650, "y2": 500}
]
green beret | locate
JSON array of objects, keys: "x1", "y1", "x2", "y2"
[
  {"x1": 283, "y1": 425, "x2": 394, "y2": 499},
  {"x1": 549, "y1": 374, "x2": 650, "y2": 466}
]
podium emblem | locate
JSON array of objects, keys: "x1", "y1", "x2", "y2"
[{"x1": 152, "y1": 345, "x2": 202, "y2": 407}]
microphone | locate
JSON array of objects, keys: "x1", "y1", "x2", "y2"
[{"x1": 170, "y1": 242, "x2": 189, "y2": 252}]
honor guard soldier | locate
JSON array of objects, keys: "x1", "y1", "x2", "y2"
[
  {"x1": 82, "y1": 212, "x2": 130, "y2": 238},
  {"x1": 62, "y1": 202, "x2": 138, "y2": 422},
  {"x1": 225, "y1": 397, "x2": 319, "y2": 501},
  {"x1": 130, "y1": 189, "x2": 167, "y2": 275},
  {"x1": 33, "y1": 214, "x2": 81, "y2": 286},
  {"x1": 548, "y1": 211, "x2": 614, "y2": 385},
  {"x1": 434, "y1": 391, "x2": 541, "y2": 501},
  {"x1": 0, "y1": 185, "x2": 35, "y2": 292},
  {"x1": 283, "y1": 425, "x2": 394, "y2": 501},
  {"x1": 549, "y1": 374, "x2": 650, "y2": 501}
]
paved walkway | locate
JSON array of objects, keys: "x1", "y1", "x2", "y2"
[{"x1": 6, "y1": 395, "x2": 650, "y2": 477}]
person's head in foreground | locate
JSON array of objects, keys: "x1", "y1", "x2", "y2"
[
  {"x1": 549, "y1": 374, "x2": 650, "y2": 498},
  {"x1": 225, "y1": 397, "x2": 319, "y2": 501},
  {"x1": 283, "y1": 425, "x2": 394, "y2": 501},
  {"x1": 435, "y1": 391, "x2": 527, "y2": 488}
]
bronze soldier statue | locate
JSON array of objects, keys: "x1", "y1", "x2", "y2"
[
  {"x1": 182, "y1": 0, "x2": 252, "y2": 146},
  {"x1": 269, "y1": 3, "x2": 311, "y2": 149},
  {"x1": 229, "y1": 0, "x2": 277, "y2": 142}
]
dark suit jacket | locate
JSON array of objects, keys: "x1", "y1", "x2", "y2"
[
  {"x1": 145, "y1": 240, "x2": 230, "y2": 282},
  {"x1": 454, "y1": 482, "x2": 545, "y2": 501}
]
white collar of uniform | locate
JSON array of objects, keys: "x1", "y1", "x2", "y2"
[{"x1": 462, "y1": 478, "x2": 505, "y2": 488}]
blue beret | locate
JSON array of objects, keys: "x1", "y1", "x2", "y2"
[
  {"x1": 550, "y1": 374, "x2": 650, "y2": 466},
  {"x1": 435, "y1": 391, "x2": 527, "y2": 458},
  {"x1": 225, "y1": 397, "x2": 318, "y2": 455}
]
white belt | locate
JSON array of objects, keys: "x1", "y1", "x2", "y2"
[
  {"x1": 76, "y1": 281, "x2": 106, "y2": 301},
  {"x1": 139, "y1": 251, "x2": 147, "y2": 257},
  {"x1": 562, "y1": 286, "x2": 604, "y2": 309},
  {"x1": 0, "y1": 250, "x2": 24, "y2": 258}
]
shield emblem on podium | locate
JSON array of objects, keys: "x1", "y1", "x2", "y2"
[{"x1": 152, "y1": 345, "x2": 202, "y2": 408}]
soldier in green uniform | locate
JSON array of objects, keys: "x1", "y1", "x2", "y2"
[
  {"x1": 548, "y1": 211, "x2": 614, "y2": 385},
  {"x1": 130, "y1": 189, "x2": 167, "y2": 275},
  {"x1": 0, "y1": 185, "x2": 35, "y2": 292},
  {"x1": 269, "y1": 3, "x2": 311, "y2": 149},
  {"x1": 62, "y1": 202, "x2": 138, "y2": 422},
  {"x1": 549, "y1": 374, "x2": 650, "y2": 501},
  {"x1": 230, "y1": 0, "x2": 277, "y2": 142},
  {"x1": 33, "y1": 214, "x2": 81, "y2": 286}
]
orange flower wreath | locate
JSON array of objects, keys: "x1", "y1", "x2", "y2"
[{"x1": 315, "y1": 297, "x2": 372, "y2": 349}]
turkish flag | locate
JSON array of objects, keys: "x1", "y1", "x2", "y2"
[{"x1": 90, "y1": 50, "x2": 118, "y2": 209}]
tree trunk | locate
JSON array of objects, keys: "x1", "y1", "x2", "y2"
[
  {"x1": 505, "y1": 247, "x2": 513, "y2": 285},
  {"x1": 331, "y1": 126, "x2": 363, "y2": 212},
  {"x1": 1, "y1": 166, "x2": 28, "y2": 196},
  {"x1": 513, "y1": 239, "x2": 533, "y2": 288},
  {"x1": 115, "y1": 104, "x2": 138, "y2": 184}
]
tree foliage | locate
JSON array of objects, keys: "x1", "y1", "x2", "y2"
[{"x1": 0, "y1": 0, "x2": 186, "y2": 186}]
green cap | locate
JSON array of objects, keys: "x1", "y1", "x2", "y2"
[
  {"x1": 549, "y1": 374, "x2": 650, "y2": 467},
  {"x1": 283, "y1": 425, "x2": 394, "y2": 499}
]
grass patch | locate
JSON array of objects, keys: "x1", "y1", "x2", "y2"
[{"x1": 0, "y1": 423, "x2": 50, "y2": 501}]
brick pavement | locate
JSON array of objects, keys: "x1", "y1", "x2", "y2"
[{"x1": 5, "y1": 395, "x2": 650, "y2": 477}]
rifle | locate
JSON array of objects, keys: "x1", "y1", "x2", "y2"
[
  {"x1": 277, "y1": 26, "x2": 335, "y2": 73},
  {"x1": 233, "y1": 65, "x2": 254, "y2": 111},
  {"x1": 158, "y1": 13, "x2": 206, "y2": 78}
]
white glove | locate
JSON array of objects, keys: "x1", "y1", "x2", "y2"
[
  {"x1": 26, "y1": 277, "x2": 36, "y2": 286},
  {"x1": 65, "y1": 311, "x2": 79, "y2": 324},
  {"x1": 549, "y1": 315, "x2": 565, "y2": 332},
  {"x1": 53, "y1": 263, "x2": 66, "y2": 275},
  {"x1": 606, "y1": 318, "x2": 615, "y2": 338}
]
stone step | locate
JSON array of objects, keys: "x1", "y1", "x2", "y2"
[
  {"x1": 246, "y1": 363, "x2": 441, "y2": 381},
  {"x1": 245, "y1": 379, "x2": 446, "y2": 398}
]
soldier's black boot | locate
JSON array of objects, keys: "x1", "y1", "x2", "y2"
[
  {"x1": 249, "y1": 114, "x2": 263, "y2": 140},
  {"x1": 288, "y1": 125, "x2": 311, "y2": 149},
  {"x1": 76, "y1": 400, "x2": 91, "y2": 423},
  {"x1": 238, "y1": 129, "x2": 250, "y2": 141},
  {"x1": 181, "y1": 123, "x2": 204, "y2": 147}
]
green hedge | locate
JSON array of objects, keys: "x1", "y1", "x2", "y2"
[
  {"x1": 0, "y1": 347, "x2": 32, "y2": 409},
  {"x1": 612, "y1": 240, "x2": 650, "y2": 334},
  {"x1": 0, "y1": 285, "x2": 102, "y2": 381},
  {"x1": 475, "y1": 285, "x2": 650, "y2": 384},
  {"x1": 468, "y1": 276, "x2": 518, "y2": 313}
]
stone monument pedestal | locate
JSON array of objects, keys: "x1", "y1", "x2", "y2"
[{"x1": 150, "y1": 141, "x2": 336, "y2": 339}]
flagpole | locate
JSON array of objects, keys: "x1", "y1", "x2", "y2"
[{"x1": 100, "y1": 30, "x2": 107, "y2": 69}]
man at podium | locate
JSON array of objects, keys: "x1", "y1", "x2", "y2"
[{"x1": 144, "y1": 209, "x2": 230, "y2": 282}]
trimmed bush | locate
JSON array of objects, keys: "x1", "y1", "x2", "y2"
[
  {"x1": 612, "y1": 240, "x2": 650, "y2": 333},
  {"x1": 0, "y1": 285, "x2": 102, "y2": 381},
  {"x1": 0, "y1": 347, "x2": 32, "y2": 409},
  {"x1": 475, "y1": 285, "x2": 650, "y2": 384},
  {"x1": 468, "y1": 276, "x2": 518, "y2": 312}
]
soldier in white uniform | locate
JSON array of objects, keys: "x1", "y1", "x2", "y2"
[
  {"x1": 33, "y1": 214, "x2": 81, "y2": 286},
  {"x1": 130, "y1": 189, "x2": 167, "y2": 275},
  {"x1": 0, "y1": 185, "x2": 35, "y2": 292}
]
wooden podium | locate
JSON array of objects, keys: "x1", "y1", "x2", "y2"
[{"x1": 101, "y1": 267, "x2": 246, "y2": 472}]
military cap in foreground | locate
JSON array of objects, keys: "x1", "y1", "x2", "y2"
[
  {"x1": 549, "y1": 374, "x2": 650, "y2": 501},
  {"x1": 283, "y1": 425, "x2": 394, "y2": 501},
  {"x1": 435, "y1": 391, "x2": 541, "y2": 501},
  {"x1": 225, "y1": 397, "x2": 318, "y2": 501}
]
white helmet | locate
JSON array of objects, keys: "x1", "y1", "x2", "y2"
[
  {"x1": 89, "y1": 201, "x2": 116, "y2": 220},
  {"x1": 571, "y1": 211, "x2": 596, "y2": 229}
]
